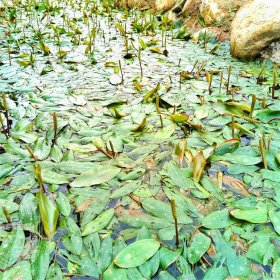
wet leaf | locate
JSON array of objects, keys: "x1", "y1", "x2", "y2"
[
  {"x1": 193, "y1": 151, "x2": 206, "y2": 182},
  {"x1": 114, "y1": 239, "x2": 160, "y2": 268},
  {"x1": 187, "y1": 232, "x2": 211, "y2": 264},
  {"x1": 202, "y1": 210, "x2": 235, "y2": 229},
  {"x1": 19, "y1": 193, "x2": 40, "y2": 232},
  {"x1": 70, "y1": 165, "x2": 121, "y2": 187},
  {"x1": 230, "y1": 205, "x2": 268, "y2": 223},
  {"x1": 37, "y1": 192, "x2": 59, "y2": 239},
  {"x1": 0, "y1": 227, "x2": 25, "y2": 270},
  {"x1": 82, "y1": 208, "x2": 114, "y2": 236}
]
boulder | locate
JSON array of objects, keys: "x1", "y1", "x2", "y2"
[
  {"x1": 155, "y1": 0, "x2": 177, "y2": 12},
  {"x1": 120, "y1": 0, "x2": 155, "y2": 9},
  {"x1": 182, "y1": 0, "x2": 202, "y2": 16},
  {"x1": 231, "y1": 0, "x2": 280, "y2": 59},
  {"x1": 200, "y1": 0, "x2": 245, "y2": 25}
]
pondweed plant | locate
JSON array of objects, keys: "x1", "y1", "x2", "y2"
[
  {"x1": 271, "y1": 65, "x2": 278, "y2": 99},
  {"x1": 250, "y1": 94, "x2": 257, "y2": 117},
  {"x1": 1, "y1": 94, "x2": 10, "y2": 137},
  {"x1": 170, "y1": 198, "x2": 179, "y2": 247},
  {"x1": 52, "y1": 112, "x2": 58, "y2": 146},
  {"x1": 226, "y1": 64, "x2": 232, "y2": 94},
  {"x1": 259, "y1": 135, "x2": 268, "y2": 169}
]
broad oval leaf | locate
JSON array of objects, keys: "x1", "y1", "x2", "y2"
[
  {"x1": 82, "y1": 208, "x2": 114, "y2": 236},
  {"x1": 114, "y1": 239, "x2": 160, "y2": 268},
  {"x1": 0, "y1": 227, "x2": 25, "y2": 270},
  {"x1": 187, "y1": 233, "x2": 211, "y2": 264},
  {"x1": 230, "y1": 206, "x2": 268, "y2": 223},
  {"x1": 214, "y1": 139, "x2": 240, "y2": 156},
  {"x1": 70, "y1": 165, "x2": 121, "y2": 187},
  {"x1": 202, "y1": 210, "x2": 235, "y2": 229}
]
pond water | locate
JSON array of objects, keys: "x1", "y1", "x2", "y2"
[{"x1": 0, "y1": 1, "x2": 280, "y2": 279}]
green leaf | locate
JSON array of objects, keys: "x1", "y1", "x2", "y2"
[
  {"x1": 98, "y1": 236, "x2": 113, "y2": 273},
  {"x1": 160, "y1": 247, "x2": 182, "y2": 269},
  {"x1": 230, "y1": 205, "x2": 268, "y2": 223},
  {"x1": 166, "y1": 162, "x2": 190, "y2": 190},
  {"x1": 37, "y1": 192, "x2": 59, "y2": 239},
  {"x1": 110, "y1": 181, "x2": 141, "y2": 199},
  {"x1": 41, "y1": 169, "x2": 69, "y2": 185},
  {"x1": 31, "y1": 240, "x2": 56, "y2": 280},
  {"x1": 19, "y1": 193, "x2": 40, "y2": 232},
  {"x1": 70, "y1": 165, "x2": 121, "y2": 187},
  {"x1": 203, "y1": 265, "x2": 228, "y2": 280},
  {"x1": 61, "y1": 217, "x2": 83, "y2": 255},
  {"x1": 269, "y1": 210, "x2": 280, "y2": 235},
  {"x1": 82, "y1": 208, "x2": 114, "y2": 236},
  {"x1": 169, "y1": 113, "x2": 189, "y2": 123},
  {"x1": 139, "y1": 251, "x2": 159, "y2": 278},
  {"x1": 55, "y1": 191, "x2": 71, "y2": 216},
  {"x1": 187, "y1": 233, "x2": 211, "y2": 264},
  {"x1": 261, "y1": 169, "x2": 280, "y2": 182},
  {"x1": 200, "y1": 175, "x2": 224, "y2": 201},
  {"x1": 202, "y1": 210, "x2": 235, "y2": 229},
  {"x1": 114, "y1": 239, "x2": 160, "y2": 268},
  {"x1": 256, "y1": 110, "x2": 280, "y2": 122},
  {"x1": 214, "y1": 139, "x2": 240, "y2": 156},
  {"x1": 142, "y1": 198, "x2": 192, "y2": 224},
  {"x1": 0, "y1": 227, "x2": 25, "y2": 270},
  {"x1": 131, "y1": 118, "x2": 147, "y2": 132},
  {"x1": 46, "y1": 263, "x2": 63, "y2": 280},
  {"x1": 1, "y1": 261, "x2": 32, "y2": 280},
  {"x1": 103, "y1": 263, "x2": 127, "y2": 280}
]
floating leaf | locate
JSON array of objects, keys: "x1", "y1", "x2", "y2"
[
  {"x1": 0, "y1": 227, "x2": 25, "y2": 270},
  {"x1": 160, "y1": 247, "x2": 182, "y2": 269},
  {"x1": 188, "y1": 233, "x2": 211, "y2": 264},
  {"x1": 230, "y1": 205, "x2": 268, "y2": 223},
  {"x1": 19, "y1": 193, "x2": 40, "y2": 232},
  {"x1": 82, "y1": 208, "x2": 114, "y2": 236},
  {"x1": 214, "y1": 139, "x2": 240, "y2": 156},
  {"x1": 70, "y1": 165, "x2": 121, "y2": 187},
  {"x1": 269, "y1": 210, "x2": 280, "y2": 235},
  {"x1": 202, "y1": 210, "x2": 235, "y2": 229},
  {"x1": 114, "y1": 239, "x2": 160, "y2": 268}
]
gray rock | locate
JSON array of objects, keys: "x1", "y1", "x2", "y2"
[
  {"x1": 231, "y1": 0, "x2": 280, "y2": 59},
  {"x1": 200, "y1": 0, "x2": 245, "y2": 25}
]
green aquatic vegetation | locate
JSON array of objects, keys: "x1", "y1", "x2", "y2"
[{"x1": 0, "y1": 0, "x2": 280, "y2": 279}]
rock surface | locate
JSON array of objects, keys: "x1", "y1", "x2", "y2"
[
  {"x1": 231, "y1": 0, "x2": 280, "y2": 59},
  {"x1": 120, "y1": 0, "x2": 155, "y2": 9},
  {"x1": 261, "y1": 41, "x2": 280, "y2": 64},
  {"x1": 182, "y1": 0, "x2": 202, "y2": 16},
  {"x1": 200, "y1": 0, "x2": 245, "y2": 25},
  {"x1": 155, "y1": 0, "x2": 177, "y2": 12}
]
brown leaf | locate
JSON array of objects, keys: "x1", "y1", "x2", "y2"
[
  {"x1": 193, "y1": 151, "x2": 206, "y2": 182},
  {"x1": 75, "y1": 198, "x2": 94, "y2": 213},
  {"x1": 223, "y1": 175, "x2": 250, "y2": 196}
]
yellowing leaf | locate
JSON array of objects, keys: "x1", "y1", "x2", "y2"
[
  {"x1": 37, "y1": 192, "x2": 59, "y2": 239},
  {"x1": 193, "y1": 151, "x2": 206, "y2": 182}
]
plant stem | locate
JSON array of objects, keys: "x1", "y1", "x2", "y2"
[
  {"x1": 52, "y1": 112, "x2": 58, "y2": 146},
  {"x1": 119, "y1": 60, "x2": 124, "y2": 84},
  {"x1": 170, "y1": 198, "x2": 179, "y2": 247},
  {"x1": 1, "y1": 94, "x2": 10, "y2": 136},
  {"x1": 226, "y1": 65, "x2": 232, "y2": 94}
]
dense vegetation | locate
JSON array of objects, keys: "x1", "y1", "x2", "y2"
[{"x1": 0, "y1": 0, "x2": 279, "y2": 279}]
